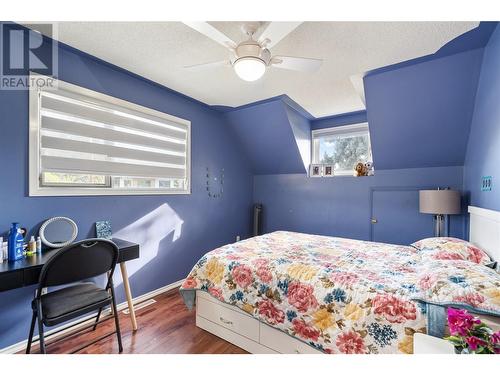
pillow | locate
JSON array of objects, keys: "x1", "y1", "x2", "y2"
[{"x1": 411, "y1": 237, "x2": 495, "y2": 268}]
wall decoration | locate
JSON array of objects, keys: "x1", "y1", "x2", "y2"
[
  {"x1": 95, "y1": 220, "x2": 112, "y2": 239},
  {"x1": 309, "y1": 164, "x2": 323, "y2": 177},
  {"x1": 324, "y1": 164, "x2": 335, "y2": 177},
  {"x1": 481, "y1": 176, "x2": 492, "y2": 192},
  {"x1": 206, "y1": 167, "x2": 224, "y2": 198}
]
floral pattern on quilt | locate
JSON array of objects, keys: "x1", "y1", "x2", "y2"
[
  {"x1": 180, "y1": 231, "x2": 500, "y2": 354},
  {"x1": 414, "y1": 259, "x2": 500, "y2": 313}
]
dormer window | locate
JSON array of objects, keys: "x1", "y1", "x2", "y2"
[{"x1": 311, "y1": 123, "x2": 372, "y2": 176}]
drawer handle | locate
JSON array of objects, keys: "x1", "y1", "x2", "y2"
[{"x1": 219, "y1": 317, "x2": 233, "y2": 325}]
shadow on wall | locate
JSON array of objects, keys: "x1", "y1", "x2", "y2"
[{"x1": 113, "y1": 203, "x2": 183, "y2": 286}]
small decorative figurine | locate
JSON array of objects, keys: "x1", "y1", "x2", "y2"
[
  {"x1": 354, "y1": 161, "x2": 374, "y2": 177},
  {"x1": 354, "y1": 162, "x2": 367, "y2": 177},
  {"x1": 364, "y1": 161, "x2": 374, "y2": 176}
]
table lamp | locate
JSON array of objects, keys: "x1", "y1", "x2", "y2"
[{"x1": 419, "y1": 189, "x2": 461, "y2": 237}]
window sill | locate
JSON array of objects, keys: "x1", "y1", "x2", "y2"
[
  {"x1": 308, "y1": 174, "x2": 375, "y2": 178},
  {"x1": 29, "y1": 186, "x2": 192, "y2": 197}
]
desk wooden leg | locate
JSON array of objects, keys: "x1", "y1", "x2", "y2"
[{"x1": 120, "y1": 262, "x2": 138, "y2": 331}]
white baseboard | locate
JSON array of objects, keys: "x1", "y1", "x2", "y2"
[{"x1": 0, "y1": 278, "x2": 184, "y2": 354}]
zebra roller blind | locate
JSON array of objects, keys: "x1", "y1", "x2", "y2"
[{"x1": 29, "y1": 74, "x2": 191, "y2": 196}]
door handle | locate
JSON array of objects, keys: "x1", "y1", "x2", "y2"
[{"x1": 371, "y1": 218, "x2": 378, "y2": 224}]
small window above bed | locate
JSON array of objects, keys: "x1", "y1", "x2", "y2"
[{"x1": 311, "y1": 123, "x2": 373, "y2": 176}]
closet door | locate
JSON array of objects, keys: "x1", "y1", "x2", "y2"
[{"x1": 371, "y1": 188, "x2": 433, "y2": 245}]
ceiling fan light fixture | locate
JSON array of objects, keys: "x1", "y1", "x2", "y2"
[{"x1": 233, "y1": 57, "x2": 266, "y2": 82}]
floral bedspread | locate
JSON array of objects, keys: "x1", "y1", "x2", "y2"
[{"x1": 180, "y1": 231, "x2": 500, "y2": 354}]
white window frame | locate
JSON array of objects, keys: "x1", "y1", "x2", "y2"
[
  {"x1": 311, "y1": 122, "x2": 372, "y2": 176},
  {"x1": 29, "y1": 73, "x2": 191, "y2": 196}
]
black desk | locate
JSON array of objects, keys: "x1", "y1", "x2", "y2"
[{"x1": 0, "y1": 238, "x2": 140, "y2": 331}]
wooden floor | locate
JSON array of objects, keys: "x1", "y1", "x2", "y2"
[{"x1": 22, "y1": 289, "x2": 248, "y2": 354}]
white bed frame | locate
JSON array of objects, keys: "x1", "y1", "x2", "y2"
[
  {"x1": 468, "y1": 206, "x2": 500, "y2": 264},
  {"x1": 195, "y1": 205, "x2": 500, "y2": 354}
]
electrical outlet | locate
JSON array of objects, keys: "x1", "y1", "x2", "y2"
[{"x1": 481, "y1": 176, "x2": 492, "y2": 192}]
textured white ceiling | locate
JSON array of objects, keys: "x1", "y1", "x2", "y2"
[{"x1": 47, "y1": 22, "x2": 477, "y2": 117}]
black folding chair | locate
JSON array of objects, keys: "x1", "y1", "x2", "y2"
[{"x1": 26, "y1": 239, "x2": 123, "y2": 354}]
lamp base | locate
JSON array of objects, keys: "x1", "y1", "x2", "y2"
[{"x1": 434, "y1": 214, "x2": 445, "y2": 237}]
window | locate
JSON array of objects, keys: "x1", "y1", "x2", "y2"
[
  {"x1": 311, "y1": 123, "x2": 372, "y2": 176},
  {"x1": 29, "y1": 73, "x2": 190, "y2": 196}
]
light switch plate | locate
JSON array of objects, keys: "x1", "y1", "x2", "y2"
[{"x1": 481, "y1": 176, "x2": 492, "y2": 192}]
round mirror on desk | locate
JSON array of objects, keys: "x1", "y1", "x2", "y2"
[{"x1": 39, "y1": 217, "x2": 78, "y2": 248}]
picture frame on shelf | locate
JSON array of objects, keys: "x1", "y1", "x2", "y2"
[
  {"x1": 309, "y1": 164, "x2": 323, "y2": 177},
  {"x1": 324, "y1": 164, "x2": 334, "y2": 177}
]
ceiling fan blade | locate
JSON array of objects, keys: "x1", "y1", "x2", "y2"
[
  {"x1": 271, "y1": 56, "x2": 322, "y2": 73},
  {"x1": 184, "y1": 60, "x2": 230, "y2": 72},
  {"x1": 182, "y1": 22, "x2": 237, "y2": 49},
  {"x1": 258, "y1": 22, "x2": 302, "y2": 49}
]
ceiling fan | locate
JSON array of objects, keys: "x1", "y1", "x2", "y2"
[{"x1": 182, "y1": 22, "x2": 323, "y2": 82}]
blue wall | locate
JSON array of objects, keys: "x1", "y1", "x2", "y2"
[
  {"x1": 224, "y1": 100, "x2": 308, "y2": 174},
  {"x1": 464, "y1": 24, "x2": 500, "y2": 211},
  {"x1": 311, "y1": 110, "x2": 367, "y2": 130},
  {"x1": 254, "y1": 167, "x2": 465, "y2": 242},
  {"x1": 364, "y1": 49, "x2": 484, "y2": 170},
  {"x1": 0, "y1": 28, "x2": 253, "y2": 348}
]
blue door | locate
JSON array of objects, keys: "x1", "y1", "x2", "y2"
[{"x1": 371, "y1": 189, "x2": 434, "y2": 245}]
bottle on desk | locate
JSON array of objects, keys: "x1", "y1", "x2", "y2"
[
  {"x1": 8, "y1": 223, "x2": 24, "y2": 262},
  {"x1": 36, "y1": 236, "x2": 42, "y2": 253},
  {"x1": 1, "y1": 238, "x2": 7, "y2": 262},
  {"x1": 26, "y1": 236, "x2": 36, "y2": 256}
]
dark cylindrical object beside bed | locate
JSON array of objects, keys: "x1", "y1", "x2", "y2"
[{"x1": 253, "y1": 203, "x2": 263, "y2": 237}]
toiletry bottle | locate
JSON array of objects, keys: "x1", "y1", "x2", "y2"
[
  {"x1": 8, "y1": 223, "x2": 24, "y2": 262},
  {"x1": 2, "y1": 241, "x2": 9, "y2": 262},
  {"x1": 36, "y1": 236, "x2": 42, "y2": 253},
  {"x1": 3, "y1": 242, "x2": 8, "y2": 261},
  {"x1": 27, "y1": 236, "x2": 36, "y2": 256}
]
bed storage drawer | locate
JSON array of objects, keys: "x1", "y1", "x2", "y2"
[
  {"x1": 196, "y1": 294, "x2": 260, "y2": 342},
  {"x1": 260, "y1": 323, "x2": 321, "y2": 354}
]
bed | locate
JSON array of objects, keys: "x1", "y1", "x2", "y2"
[{"x1": 180, "y1": 206, "x2": 500, "y2": 354}]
